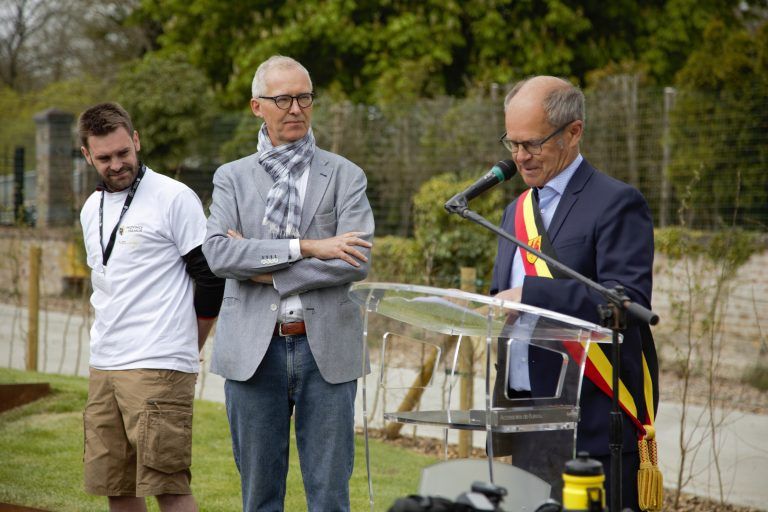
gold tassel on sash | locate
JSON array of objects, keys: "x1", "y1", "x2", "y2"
[{"x1": 637, "y1": 425, "x2": 663, "y2": 511}]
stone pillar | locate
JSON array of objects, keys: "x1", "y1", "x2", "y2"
[
  {"x1": 74, "y1": 151, "x2": 96, "y2": 211},
  {"x1": 34, "y1": 108, "x2": 75, "y2": 227}
]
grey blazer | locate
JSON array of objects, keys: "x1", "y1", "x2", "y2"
[{"x1": 202, "y1": 148, "x2": 375, "y2": 384}]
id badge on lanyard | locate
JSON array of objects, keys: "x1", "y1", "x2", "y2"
[
  {"x1": 93, "y1": 164, "x2": 146, "y2": 295},
  {"x1": 99, "y1": 164, "x2": 146, "y2": 266}
]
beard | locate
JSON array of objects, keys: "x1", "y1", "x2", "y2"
[{"x1": 103, "y1": 162, "x2": 139, "y2": 192}]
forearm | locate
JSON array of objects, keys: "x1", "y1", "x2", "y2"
[
  {"x1": 204, "y1": 165, "x2": 294, "y2": 279},
  {"x1": 272, "y1": 254, "x2": 370, "y2": 297},
  {"x1": 203, "y1": 235, "x2": 292, "y2": 280},
  {"x1": 250, "y1": 273, "x2": 274, "y2": 285},
  {"x1": 182, "y1": 245, "x2": 225, "y2": 320},
  {"x1": 197, "y1": 317, "x2": 216, "y2": 351},
  {"x1": 181, "y1": 246, "x2": 223, "y2": 353},
  {"x1": 273, "y1": 228, "x2": 372, "y2": 296},
  {"x1": 522, "y1": 276, "x2": 606, "y2": 324}
]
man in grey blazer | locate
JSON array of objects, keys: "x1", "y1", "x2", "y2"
[{"x1": 202, "y1": 55, "x2": 374, "y2": 512}]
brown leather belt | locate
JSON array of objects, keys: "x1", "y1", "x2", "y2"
[{"x1": 274, "y1": 321, "x2": 306, "y2": 337}]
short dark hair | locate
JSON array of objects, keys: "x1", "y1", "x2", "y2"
[{"x1": 78, "y1": 102, "x2": 134, "y2": 149}]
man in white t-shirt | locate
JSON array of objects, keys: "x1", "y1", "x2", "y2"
[{"x1": 77, "y1": 102, "x2": 224, "y2": 512}]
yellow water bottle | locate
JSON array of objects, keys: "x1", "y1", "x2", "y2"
[{"x1": 562, "y1": 451, "x2": 606, "y2": 512}]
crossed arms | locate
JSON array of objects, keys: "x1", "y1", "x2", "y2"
[{"x1": 202, "y1": 161, "x2": 375, "y2": 295}]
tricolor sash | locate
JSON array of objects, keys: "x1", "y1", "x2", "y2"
[{"x1": 514, "y1": 188, "x2": 662, "y2": 511}]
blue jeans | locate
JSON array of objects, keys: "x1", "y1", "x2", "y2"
[{"x1": 225, "y1": 335, "x2": 357, "y2": 512}]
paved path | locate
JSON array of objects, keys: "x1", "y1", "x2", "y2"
[
  {"x1": 655, "y1": 402, "x2": 768, "y2": 510},
  {"x1": 1, "y1": 304, "x2": 766, "y2": 510}
]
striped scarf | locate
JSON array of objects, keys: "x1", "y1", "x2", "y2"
[{"x1": 257, "y1": 123, "x2": 316, "y2": 238}]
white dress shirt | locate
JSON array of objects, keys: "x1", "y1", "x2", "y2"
[{"x1": 278, "y1": 167, "x2": 310, "y2": 323}]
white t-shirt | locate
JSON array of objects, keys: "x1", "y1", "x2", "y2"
[{"x1": 80, "y1": 168, "x2": 206, "y2": 372}]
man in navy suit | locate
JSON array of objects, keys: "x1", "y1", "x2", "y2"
[{"x1": 489, "y1": 76, "x2": 658, "y2": 511}]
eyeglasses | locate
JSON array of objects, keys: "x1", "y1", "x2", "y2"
[
  {"x1": 499, "y1": 121, "x2": 573, "y2": 155},
  {"x1": 258, "y1": 93, "x2": 315, "y2": 110}
]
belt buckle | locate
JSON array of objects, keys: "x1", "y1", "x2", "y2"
[{"x1": 278, "y1": 323, "x2": 286, "y2": 337}]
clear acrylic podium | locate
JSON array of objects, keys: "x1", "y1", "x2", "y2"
[{"x1": 349, "y1": 282, "x2": 614, "y2": 511}]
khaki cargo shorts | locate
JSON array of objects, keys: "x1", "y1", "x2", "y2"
[{"x1": 83, "y1": 368, "x2": 196, "y2": 497}]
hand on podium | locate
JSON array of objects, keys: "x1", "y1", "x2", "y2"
[{"x1": 494, "y1": 287, "x2": 522, "y2": 304}]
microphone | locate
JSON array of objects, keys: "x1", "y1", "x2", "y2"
[{"x1": 445, "y1": 159, "x2": 516, "y2": 212}]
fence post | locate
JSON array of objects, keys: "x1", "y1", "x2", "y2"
[
  {"x1": 458, "y1": 267, "x2": 477, "y2": 457},
  {"x1": 13, "y1": 146, "x2": 25, "y2": 225},
  {"x1": 621, "y1": 74, "x2": 640, "y2": 187},
  {"x1": 27, "y1": 246, "x2": 42, "y2": 371},
  {"x1": 660, "y1": 87, "x2": 677, "y2": 228}
]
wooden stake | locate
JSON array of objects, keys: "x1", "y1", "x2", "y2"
[{"x1": 27, "y1": 246, "x2": 41, "y2": 371}]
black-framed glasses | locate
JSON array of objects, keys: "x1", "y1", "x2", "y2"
[
  {"x1": 258, "y1": 93, "x2": 315, "y2": 110},
  {"x1": 499, "y1": 121, "x2": 573, "y2": 155}
]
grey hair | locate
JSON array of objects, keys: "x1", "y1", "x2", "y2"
[
  {"x1": 251, "y1": 55, "x2": 313, "y2": 98},
  {"x1": 503, "y1": 77, "x2": 585, "y2": 127}
]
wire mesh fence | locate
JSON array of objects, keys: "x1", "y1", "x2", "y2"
[
  {"x1": 164, "y1": 83, "x2": 767, "y2": 236},
  {"x1": 0, "y1": 81, "x2": 766, "y2": 386},
  {"x1": 2, "y1": 82, "x2": 767, "y2": 233}
]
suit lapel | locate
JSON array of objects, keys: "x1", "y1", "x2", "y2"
[
  {"x1": 548, "y1": 160, "x2": 594, "y2": 242},
  {"x1": 251, "y1": 157, "x2": 273, "y2": 204},
  {"x1": 299, "y1": 154, "x2": 333, "y2": 235},
  {"x1": 498, "y1": 203, "x2": 517, "y2": 290}
]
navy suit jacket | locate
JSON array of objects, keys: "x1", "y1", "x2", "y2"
[{"x1": 490, "y1": 158, "x2": 658, "y2": 456}]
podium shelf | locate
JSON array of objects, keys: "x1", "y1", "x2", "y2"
[{"x1": 384, "y1": 405, "x2": 579, "y2": 433}]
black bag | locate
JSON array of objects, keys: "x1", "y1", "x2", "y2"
[{"x1": 388, "y1": 495, "x2": 465, "y2": 511}]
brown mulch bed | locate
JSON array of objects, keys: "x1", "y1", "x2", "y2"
[{"x1": 661, "y1": 494, "x2": 763, "y2": 512}]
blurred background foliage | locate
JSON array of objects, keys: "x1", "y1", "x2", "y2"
[
  {"x1": 3, "y1": 0, "x2": 765, "y2": 136},
  {"x1": 368, "y1": 173, "x2": 506, "y2": 287},
  {"x1": 1, "y1": 1, "x2": 767, "y2": 283}
]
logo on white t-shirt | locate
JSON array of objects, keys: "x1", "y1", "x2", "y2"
[{"x1": 119, "y1": 225, "x2": 143, "y2": 236}]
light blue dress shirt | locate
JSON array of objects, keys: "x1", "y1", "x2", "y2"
[{"x1": 506, "y1": 154, "x2": 583, "y2": 391}]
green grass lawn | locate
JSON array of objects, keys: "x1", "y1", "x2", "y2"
[{"x1": 0, "y1": 368, "x2": 437, "y2": 511}]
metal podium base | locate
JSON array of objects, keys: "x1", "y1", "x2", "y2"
[{"x1": 418, "y1": 459, "x2": 551, "y2": 512}]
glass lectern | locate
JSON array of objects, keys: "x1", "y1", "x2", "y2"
[{"x1": 350, "y1": 282, "x2": 614, "y2": 512}]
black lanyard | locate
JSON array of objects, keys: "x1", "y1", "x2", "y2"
[{"x1": 99, "y1": 164, "x2": 146, "y2": 266}]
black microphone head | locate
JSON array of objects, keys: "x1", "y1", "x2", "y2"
[
  {"x1": 494, "y1": 159, "x2": 516, "y2": 181},
  {"x1": 446, "y1": 159, "x2": 517, "y2": 212}
]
